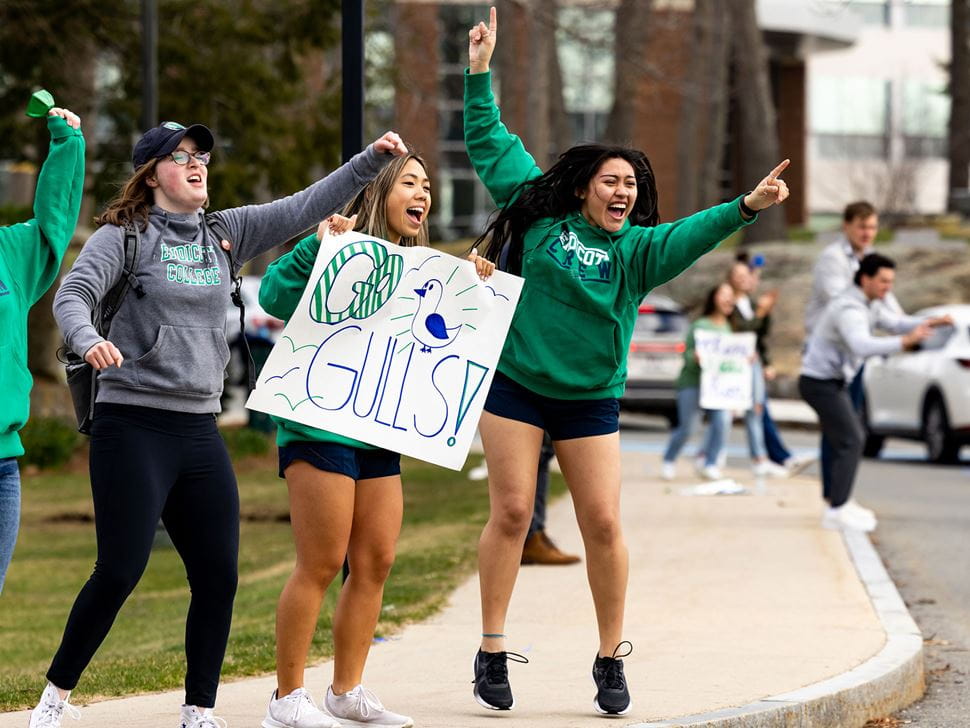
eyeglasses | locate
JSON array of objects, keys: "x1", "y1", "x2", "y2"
[{"x1": 168, "y1": 150, "x2": 211, "y2": 166}]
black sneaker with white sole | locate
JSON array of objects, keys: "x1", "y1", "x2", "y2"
[
  {"x1": 472, "y1": 648, "x2": 529, "y2": 710},
  {"x1": 592, "y1": 641, "x2": 633, "y2": 716}
]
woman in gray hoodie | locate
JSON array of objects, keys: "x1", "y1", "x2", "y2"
[{"x1": 28, "y1": 121, "x2": 406, "y2": 728}]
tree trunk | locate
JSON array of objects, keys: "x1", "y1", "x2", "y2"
[
  {"x1": 605, "y1": 0, "x2": 653, "y2": 145},
  {"x1": 948, "y1": 0, "x2": 970, "y2": 210},
  {"x1": 732, "y1": 0, "x2": 785, "y2": 243},
  {"x1": 677, "y1": 0, "x2": 731, "y2": 216},
  {"x1": 545, "y1": 0, "x2": 572, "y2": 162}
]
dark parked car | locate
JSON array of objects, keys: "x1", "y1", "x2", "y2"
[{"x1": 620, "y1": 294, "x2": 688, "y2": 424}]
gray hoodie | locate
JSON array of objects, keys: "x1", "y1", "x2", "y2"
[{"x1": 54, "y1": 145, "x2": 390, "y2": 413}]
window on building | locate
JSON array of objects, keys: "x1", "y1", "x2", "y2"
[
  {"x1": 903, "y1": 0, "x2": 950, "y2": 28},
  {"x1": 811, "y1": 0, "x2": 890, "y2": 26},
  {"x1": 901, "y1": 79, "x2": 950, "y2": 158},
  {"x1": 810, "y1": 75, "x2": 890, "y2": 159}
]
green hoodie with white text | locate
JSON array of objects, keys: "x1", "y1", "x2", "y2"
[
  {"x1": 0, "y1": 114, "x2": 85, "y2": 457},
  {"x1": 464, "y1": 69, "x2": 754, "y2": 400}
]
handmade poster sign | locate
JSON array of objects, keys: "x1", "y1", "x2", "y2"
[
  {"x1": 246, "y1": 231, "x2": 523, "y2": 470},
  {"x1": 694, "y1": 330, "x2": 756, "y2": 411}
]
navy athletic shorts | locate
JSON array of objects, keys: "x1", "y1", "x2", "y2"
[
  {"x1": 278, "y1": 441, "x2": 401, "y2": 481},
  {"x1": 483, "y1": 372, "x2": 620, "y2": 440}
]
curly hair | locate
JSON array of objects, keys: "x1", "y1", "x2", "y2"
[{"x1": 473, "y1": 144, "x2": 660, "y2": 274}]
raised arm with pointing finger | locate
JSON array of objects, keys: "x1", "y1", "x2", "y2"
[{"x1": 461, "y1": 6, "x2": 792, "y2": 719}]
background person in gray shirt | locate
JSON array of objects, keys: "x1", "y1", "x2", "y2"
[
  {"x1": 798, "y1": 253, "x2": 948, "y2": 534},
  {"x1": 30, "y1": 120, "x2": 406, "y2": 728}
]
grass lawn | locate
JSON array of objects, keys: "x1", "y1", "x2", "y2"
[{"x1": 0, "y1": 438, "x2": 565, "y2": 710}]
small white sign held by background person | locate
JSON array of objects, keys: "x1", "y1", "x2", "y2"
[
  {"x1": 694, "y1": 330, "x2": 756, "y2": 411},
  {"x1": 246, "y1": 230, "x2": 523, "y2": 470}
]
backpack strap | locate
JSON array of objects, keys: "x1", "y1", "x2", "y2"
[
  {"x1": 97, "y1": 220, "x2": 145, "y2": 336},
  {"x1": 205, "y1": 214, "x2": 256, "y2": 391}
]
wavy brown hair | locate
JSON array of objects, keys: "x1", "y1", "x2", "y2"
[
  {"x1": 94, "y1": 161, "x2": 158, "y2": 230},
  {"x1": 95, "y1": 159, "x2": 210, "y2": 229},
  {"x1": 341, "y1": 153, "x2": 430, "y2": 247}
]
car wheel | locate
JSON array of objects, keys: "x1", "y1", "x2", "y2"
[
  {"x1": 861, "y1": 400, "x2": 884, "y2": 458},
  {"x1": 924, "y1": 396, "x2": 960, "y2": 464}
]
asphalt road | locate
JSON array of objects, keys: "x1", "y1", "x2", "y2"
[{"x1": 618, "y1": 414, "x2": 970, "y2": 727}]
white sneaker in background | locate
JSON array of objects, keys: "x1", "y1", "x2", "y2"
[
  {"x1": 262, "y1": 688, "x2": 339, "y2": 728},
  {"x1": 700, "y1": 465, "x2": 722, "y2": 481},
  {"x1": 180, "y1": 705, "x2": 228, "y2": 728},
  {"x1": 753, "y1": 461, "x2": 790, "y2": 478},
  {"x1": 324, "y1": 685, "x2": 413, "y2": 728},
  {"x1": 784, "y1": 453, "x2": 818, "y2": 476},
  {"x1": 660, "y1": 461, "x2": 676, "y2": 481},
  {"x1": 842, "y1": 500, "x2": 877, "y2": 529},
  {"x1": 821, "y1": 505, "x2": 877, "y2": 532},
  {"x1": 467, "y1": 460, "x2": 489, "y2": 481},
  {"x1": 28, "y1": 683, "x2": 80, "y2": 728}
]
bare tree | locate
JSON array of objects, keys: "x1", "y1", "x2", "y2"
[
  {"x1": 496, "y1": 0, "x2": 567, "y2": 168},
  {"x1": 604, "y1": 0, "x2": 653, "y2": 144},
  {"x1": 949, "y1": 0, "x2": 970, "y2": 212},
  {"x1": 677, "y1": 0, "x2": 731, "y2": 216},
  {"x1": 732, "y1": 0, "x2": 785, "y2": 242}
]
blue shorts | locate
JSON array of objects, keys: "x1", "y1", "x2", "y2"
[
  {"x1": 278, "y1": 441, "x2": 401, "y2": 481},
  {"x1": 483, "y1": 372, "x2": 620, "y2": 441}
]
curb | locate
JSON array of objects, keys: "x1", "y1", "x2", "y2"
[{"x1": 630, "y1": 530, "x2": 925, "y2": 728}]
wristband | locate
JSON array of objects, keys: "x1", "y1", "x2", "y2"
[{"x1": 739, "y1": 195, "x2": 757, "y2": 218}]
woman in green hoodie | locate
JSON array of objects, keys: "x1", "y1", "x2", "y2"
[
  {"x1": 464, "y1": 7, "x2": 791, "y2": 717},
  {"x1": 0, "y1": 100, "x2": 84, "y2": 595}
]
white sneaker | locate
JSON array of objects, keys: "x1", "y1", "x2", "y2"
[
  {"x1": 262, "y1": 688, "x2": 339, "y2": 728},
  {"x1": 843, "y1": 499, "x2": 875, "y2": 520},
  {"x1": 784, "y1": 453, "x2": 818, "y2": 476},
  {"x1": 752, "y1": 461, "x2": 790, "y2": 478},
  {"x1": 821, "y1": 505, "x2": 877, "y2": 532},
  {"x1": 324, "y1": 685, "x2": 413, "y2": 727},
  {"x1": 180, "y1": 705, "x2": 228, "y2": 728},
  {"x1": 700, "y1": 465, "x2": 722, "y2": 481},
  {"x1": 28, "y1": 683, "x2": 80, "y2": 728},
  {"x1": 660, "y1": 461, "x2": 676, "y2": 481}
]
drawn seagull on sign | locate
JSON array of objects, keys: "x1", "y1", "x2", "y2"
[{"x1": 411, "y1": 278, "x2": 462, "y2": 352}]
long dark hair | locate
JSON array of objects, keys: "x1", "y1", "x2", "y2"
[
  {"x1": 701, "y1": 282, "x2": 732, "y2": 317},
  {"x1": 473, "y1": 143, "x2": 659, "y2": 274}
]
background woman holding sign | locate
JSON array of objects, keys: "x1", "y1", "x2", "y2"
[
  {"x1": 35, "y1": 120, "x2": 406, "y2": 728},
  {"x1": 256, "y1": 153, "x2": 493, "y2": 728},
  {"x1": 660, "y1": 282, "x2": 736, "y2": 481},
  {"x1": 464, "y1": 6, "x2": 790, "y2": 717}
]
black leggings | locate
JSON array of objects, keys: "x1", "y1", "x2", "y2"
[{"x1": 47, "y1": 404, "x2": 239, "y2": 708}]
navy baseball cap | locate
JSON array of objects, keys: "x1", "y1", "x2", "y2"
[{"x1": 132, "y1": 120, "x2": 214, "y2": 169}]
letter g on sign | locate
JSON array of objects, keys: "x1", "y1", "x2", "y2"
[{"x1": 311, "y1": 240, "x2": 404, "y2": 323}]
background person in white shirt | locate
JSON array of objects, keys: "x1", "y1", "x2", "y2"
[{"x1": 798, "y1": 253, "x2": 946, "y2": 531}]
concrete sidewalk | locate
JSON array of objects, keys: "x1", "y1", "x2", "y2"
[{"x1": 0, "y1": 450, "x2": 921, "y2": 728}]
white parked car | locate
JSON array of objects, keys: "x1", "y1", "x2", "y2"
[
  {"x1": 620, "y1": 294, "x2": 689, "y2": 424},
  {"x1": 862, "y1": 304, "x2": 970, "y2": 463}
]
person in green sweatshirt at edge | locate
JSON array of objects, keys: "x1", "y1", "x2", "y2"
[
  {"x1": 0, "y1": 93, "x2": 84, "y2": 595},
  {"x1": 464, "y1": 6, "x2": 791, "y2": 718}
]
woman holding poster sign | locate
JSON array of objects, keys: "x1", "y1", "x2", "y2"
[
  {"x1": 37, "y1": 122, "x2": 406, "y2": 728},
  {"x1": 464, "y1": 7, "x2": 790, "y2": 716},
  {"x1": 256, "y1": 153, "x2": 493, "y2": 728},
  {"x1": 660, "y1": 283, "x2": 735, "y2": 481}
]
